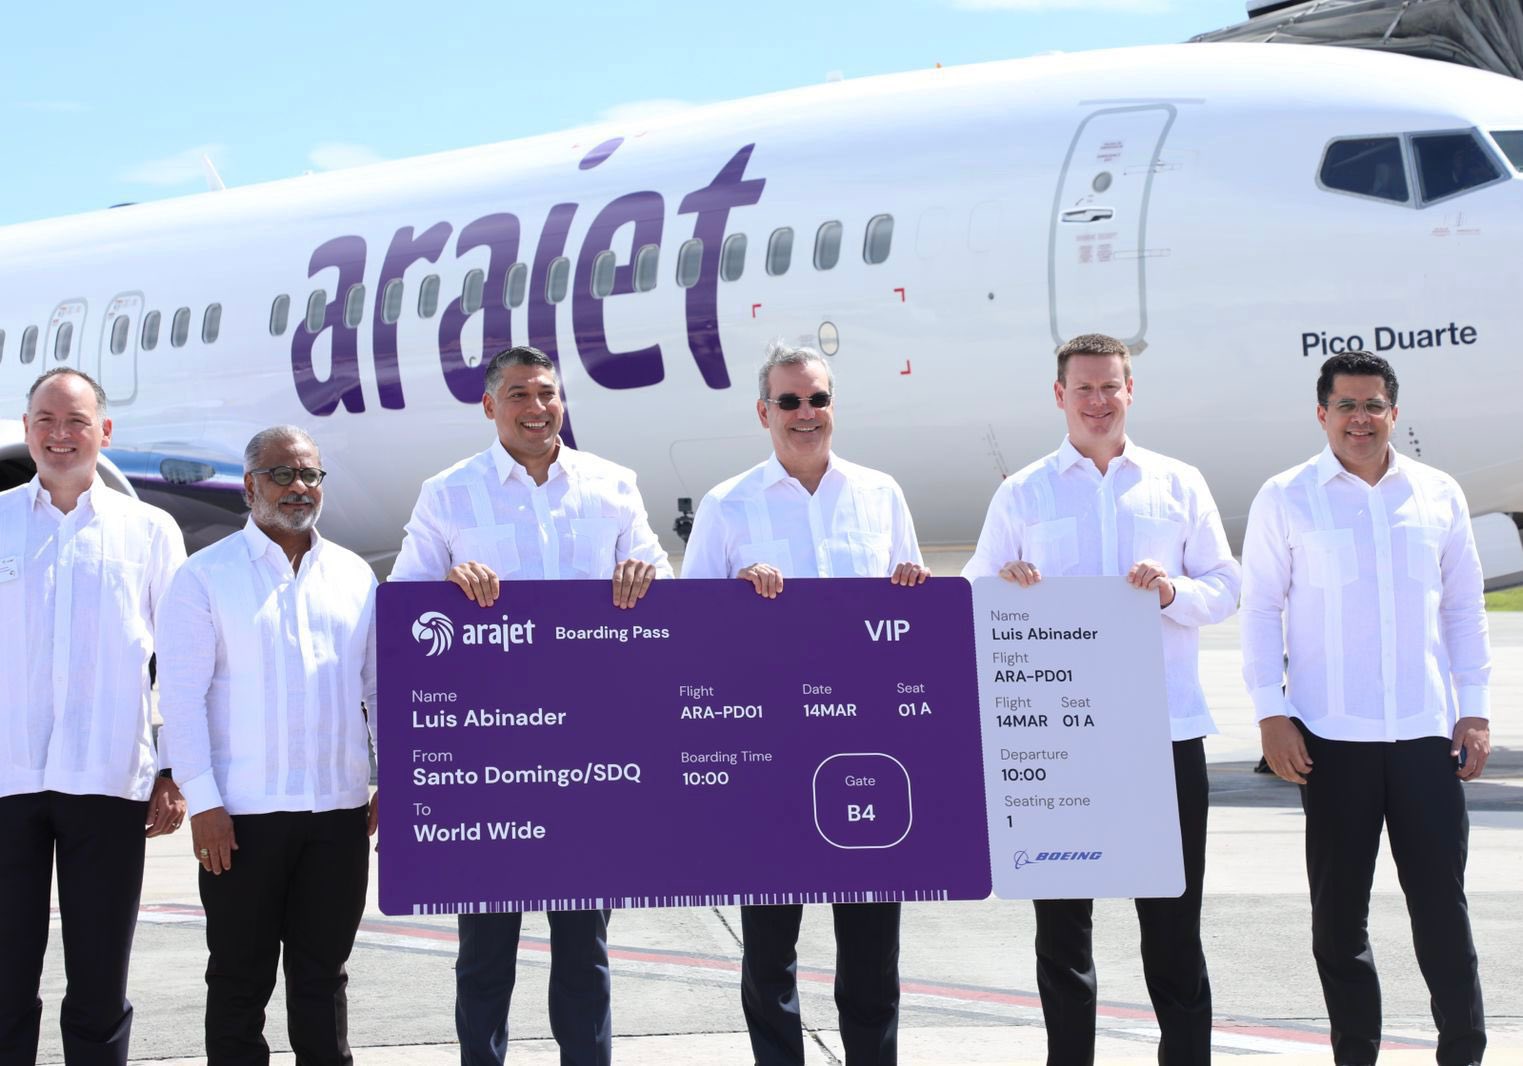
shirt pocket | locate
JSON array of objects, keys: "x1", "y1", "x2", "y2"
[
  {"x1": 1404, "y1": 524, "x2": 1445, "y2": 586},
  {"x1": 1294, "y1": 528, "x2": 1358, "y2": 589},
  {"x1": 570, "y1": 517, "x2": 620, "y2": 577},
  {"x1": 843, "y1": 530, "x2": 892, "y2": 578},
  {"x1": 1025, "y1": 517, "x2": 1079, "y2": 576},
  {"x1": 736, "y1": 538, "x2": 793, "y2": 575},
  {"x1": 1131, "y1": 514, "x2": 1183, "y2": 572},
  {"x1": 453, "y1": 525, "x2": 520, "y2": 575}
]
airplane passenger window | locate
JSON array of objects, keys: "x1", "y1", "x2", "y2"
[
  {"x1": 203, "y1": 303, "x2": 222, "y2": 344},
  {"x1": 504, "y1": 263, "x2": 528, "y2": 308},
  {"x1": 766, "y1": 228, "x2": 794, "y2": 276},
  {"x1": 344, "y1": 285, "x2": 366, "y2": 328},
  {"x1": 305, "y1": 291, "x2": 326, "y2": 333},
  {"x1": 863, "y1": 214, "x2": 894, "y2": 265},
  {"x1": 590, "y1": 251, "x2": 616, "y2": 299},
  {"x1": 171, "y1": 308, "x2": 191, "y2": 348},
  {"x1": 54, "y1": 322, "x2": 73, "y2": 362},
  {"x1": 20, "y1": 326, "x2": 38, "y2": 365},
  {"x1": 0, "y1": 330, "x2": 5, "y2": 362},
  {"x1": 1493, "y1": 130, "x2": 1523, "y2": 171},
  {"x1": 1319, "y1": 138, "x2": 1408, "y2": 203},
  {"x1": 462, "y1": 270, "x2": 485, "y2": 314},
  {"x1": 633, "y1": 245, "x2": 659, "y2": 293},
  {"x1": 720, "y1": 234, "x2": 747, "y2": 282},
  {"x1": 141, "y1": 312, "x2": 160, "y2": 351},
  {"x1": 814, "y1": 221, "x2": 843, "y2": 271},
  {"x1": 270, "y1": 295, "x2": 290, "y2": 336},
  {"x1": 110, "y1": 315, "x2": 130, "y2": 355},
  {"x1": 381, "y1": 280, "x2": 404, "y2": 324},
  {"x1": 546, "y1": 257, "x2": 571, "y2": 304},
  {"x1": 418, "y1": 275, "x2": 440, "y2": 318},
  {"x1": 675, "y1": 239, "x2": 703, "y2": 289},
  {"x1": 1412, "y1": 131, "x2": 1503, "y2": 203}
]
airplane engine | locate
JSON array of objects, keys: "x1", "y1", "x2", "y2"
[{"x1": 0, "y1": 420, "x2": 138, "y2": 497}]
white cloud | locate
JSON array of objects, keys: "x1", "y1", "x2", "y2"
[
  {"x1": 120, "y1": 144, "x2": 227, "y2": 187},
  {"x1": 953, "y1": 0, "x2": 1171, "y2": 11},
  {"x1": 597, "y1": 98, "x2": 697, "y2": 124},
  {"x1": 16, "y1": 100, "x2": 89, "y2": 113},
  {"x1": 307, "y1": 142, "x2": 387, "y2": 170}
]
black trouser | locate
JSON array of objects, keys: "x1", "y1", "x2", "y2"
[
  {"x1": 1297, "y1": 724, "x2": 1485, "y2": 1066},
  {"x1": 0, "y1": 791, "x2": 148, "y2": 1066},
  {"x1": 1033, "y1": 737, "x2": 1211, "y2": 1066},
  {"x1": 740, "y1": 901, "x2": 901, "y2": 1066},
  {"x1": 199, "y1": 806, "x2": 369, "y2": 1066},
  {"x1": 454, "y1": 909, "x2": 612, "y2": 1066}
]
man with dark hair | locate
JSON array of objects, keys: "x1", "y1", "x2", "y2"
[
  {"x1": 1241, "y1": 351, "x2": 1490, "y2": 1066},
  {"x1": 157, "y1": 425, "x2": 379, "y2": 1065},
  {"x1": 1, "y1": 368, "x2": 186, "y2": 1065},
  {"x1": 964, "y1": 333, "x2": 1239, "y2": 1066},
  {"x1": 391, "y1": 345, "x2": 671, "y2": 1066}
]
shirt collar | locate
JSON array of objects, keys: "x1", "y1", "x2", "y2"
[
  {"x1": 1315, "y1": 443, "x2": 1402, "y2": 485},
  {"x1": 490, "y1": 437, "x2": 571, "y2": 486},
  {"x1": 761, "y1": 452, "x2": 839, "y2": 489},
  {"x1": 27, "y1": 474, "x2": 107, "y2": 515},
  {"x1": 239, "y1": 515, "x2": 324, "y2": 565},
  {"x1": 1056, "y1": 436, "x2": 1139, "y2": 474}
]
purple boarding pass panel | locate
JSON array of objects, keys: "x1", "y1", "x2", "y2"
[{"x1": 377, "y1": 578, "x2": 990, "y2": 915}]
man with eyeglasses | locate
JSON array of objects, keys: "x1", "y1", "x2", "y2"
[
  {"x1": 1, "y1": 368, "x2": 186, "y2": 1066},
  {"x1": 390, "y1": 345, "x2": 671, "y2": 1066},
  {"x1": 1240, "y1": 351, "x2": 1490, "y2": 1066},
  {"x1": 962, "y1": 333, "x2": 1239, "y2": 1066},
  {"x1": 157, "y1": 425, "x2": 379, "y2": 1065},
  {"x1": 681, "y1": 339, "x2": 930, "y2": 1066}
]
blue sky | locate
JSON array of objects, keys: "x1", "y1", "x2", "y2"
[{"x1": 3, "y1": 0, "x2": 1249, "y2": 226}]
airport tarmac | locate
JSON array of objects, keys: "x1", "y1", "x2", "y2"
[{"x1": 34, "y1": 567, "x2": 1523, "y2": 1064}]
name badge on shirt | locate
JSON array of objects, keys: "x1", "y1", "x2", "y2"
[{"x1": 0, "y1": 556, "x2": 17, "y2": 583}]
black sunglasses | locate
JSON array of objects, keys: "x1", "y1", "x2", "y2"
[
  {"x1": 766, "y1": 391, "x2": 833, "y2": 411},
  {"x1": 248, "y1": 466, "x2": 327, "y2": 487}
]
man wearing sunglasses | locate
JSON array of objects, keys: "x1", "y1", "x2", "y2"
[
  {"x1": 157, "y1": 425, "x2": 379, "y2": 1065},
  {"x1": 681, "y1": 340, "x2": 930, "y2": 1066},
  {"x1": 1240, "y1": 351, "x2": 1490, "y2": 1066},
  {"x1": 963, "y1": 333, "x2": 1240, "y2": 1066},
  {"x1": 390, "y1": 345, "x2": 671, "y2": 1066}
]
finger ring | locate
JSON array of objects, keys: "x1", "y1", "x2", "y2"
[{"x1": 199, "y1": 848, "x2": 210, "y2": 857}]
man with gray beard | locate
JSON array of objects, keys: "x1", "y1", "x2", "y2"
[{"x1": 157, "y1": 426, "x2": 379, "y2": 1066}]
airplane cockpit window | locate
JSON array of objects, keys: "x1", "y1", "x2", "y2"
[
  {"x1": 590, "y1": 252, "x2": 616, "y2": 299},
  {"x1": 1413, "y1": 131, "x2": 1503, "y2": 203},
  {"x1": 381, "y1": 280, "x2": 404, "y2": 324},
  {"x1": 462, "y1": 270, "x2": 485, "y2": 314},
  {"x1": 675, "y1": 239, "x2": 703, "y2": 289},
  {"x1": 343, "y1": 285, "x2": 366, "y2": 328},
  {"x1": 633, "y1": 245, "x2": 659, "y2": 293},
  {"x1": 270, "y1": 295, "x2": 290, "y2": 336},
  {"x1": 304, "y1": 292, "x2": 326, "y2": 333},
  {"x1": 814, "y1": 221, "x2": 843, "y2": 270},
  {"x1": 20, "y1": 326, "x2": 38, "y2": 364},
  {"x1": 720, "y1": 234, "x2": 747, "y2": 282},
  {"x1": 54, "y1": 322, "x2": 73, "y2": 362},
  {"x1": 767, "y1": 228, "x2": 794, "y2": 276},
  {"x1": 141, "y1": 312, "x2": 161, "y2": 351},
  {"x1": 864, "y1": 214, "x2": 893, "y2": 264},
  {"x1": 1492, "y1": 130, "x2": 1523, "y2": 171},
  {"x1": 202, "y1": 304, "x2": 222, "y2": 344},
  {"x1": 1319, "y1": 137, "x2": 1409, "y2": 203},
  {"x1": 171, "y1": 308, "x2": 191, "y2": 348},
  {"x1": 504, "y1": 262, "x2": 528, "y2": 307},
  {"x1": 418, "y1": 275, "x2": 440, "y2": 318},
  {"x1": 110, "y1": 315, "x2": 130, "y2": 355},
  {"x1": 546, "y1": 257, "x2": 571, "y2": 304}
]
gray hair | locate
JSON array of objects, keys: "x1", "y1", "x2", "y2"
[
  {"x1": 756, "y1": 339, "x2": 834, "y2": 402},
  {"x1": 27, "y1": 367, "x2": 108, "y2": 414},
  {"x1": 243, "y1": 425, "x2": 319, "y2": 472},
  {"x1": 484, "y1": 345, "x2": 558, "y2": 396}
]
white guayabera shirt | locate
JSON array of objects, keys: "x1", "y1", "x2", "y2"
[
  {"x1": 0, "y1": 477, "x2": 185, "y2": 801},
  {"x1": 1240, "y1": 445, "x2": 1490, "y2": 742},
  {"x1": 961, "y1": 437, "x2": 1241, "y2": 742}
]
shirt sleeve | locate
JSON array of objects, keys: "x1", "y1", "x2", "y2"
[
  {"x1": 1239, "y1": 482, "x2": 1293, "y2": 723},
  {"x1": 887, "y1": 480, "x2": 924, "y2": 569},
  {"x1": 962, "y1": 478, "x2": 1020, "y2": 580},
  {"x1": 146, "y1": 514, "x2": 188, "y2": 772},
  {"x1": 678, "y1": 492, "x2": 732, "y2": 579},
  {"x1": 617, "y1": 477, "x2": 674, "y2": 578},
  {"x1": 1438, "y1": 484, "x2": 1491, "y2": 718},
  {"x1": 1160, "y1": 469, "x2": 1241, "y2": 629},
  {"x1": 154, "y1": 566, "x2": 224, "y2": 816},
  {"x1": 390, "y1": 485, "x2": 454, "y2": 582}
]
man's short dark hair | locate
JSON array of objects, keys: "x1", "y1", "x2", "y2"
[
  {"x1": 1317, "y1": 351, "x2": 1398, "y2": 407},
  {"x1": 27, "y1": 367, "x2": 109, "y2": 414},
  {"x1": 483, "y1": 346, "x2": 557, "y2": 395},
  {"x1": 1056, "y1": 333, "x2": 1131, "y2": 384}
]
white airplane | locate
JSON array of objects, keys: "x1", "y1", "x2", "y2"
[{"x1": 2, "y1": 43, "x2": 1521, "y2": 581}]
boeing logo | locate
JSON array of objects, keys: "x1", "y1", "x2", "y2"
[
  {"x1": 1013, "y1": 849, "x2": 1104, "y2": 870},
  {"x1": 412, "y1": 611, "x2": 455, "y2": 657}
]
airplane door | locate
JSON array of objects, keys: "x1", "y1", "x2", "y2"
[
  {"x1": 44, "y1": 298, "x2": 89, "y2": 373},
  {"x1": 1048, "y1": 105, "x2": 1176, "y2": 352},
  {"x1": 97, "y1": 292, "x2": 143, "y2": 404}
]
